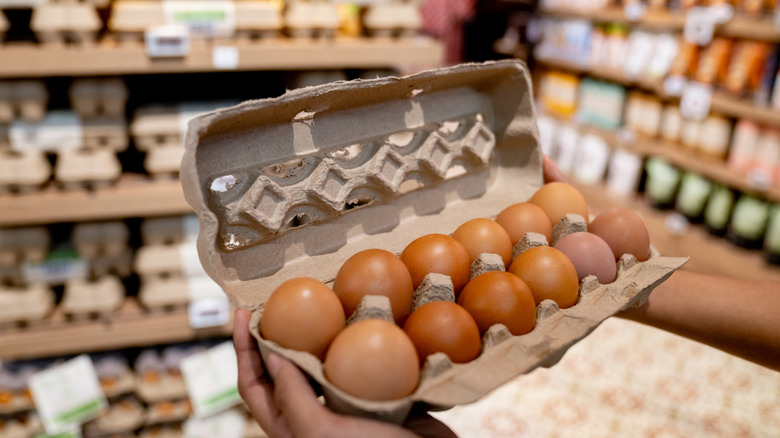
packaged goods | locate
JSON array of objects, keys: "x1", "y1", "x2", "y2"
[
  {"x1": 765, "y1": 205, "x2": 780, "y2": 265},
  {"x1": 728, "y1": 195, "x2": 770, "y2": 248},
  {"x1": 676, "y1": 172, "x2": 714, "y2": 221},
  {"x1": 577, "y1": 78, "x2": 626, "y2": 130},
  {"x1": 695, "y1": 38, "x2": 734, "y2": 86},
  {"x1": 704, "y1": 185, "x2": 735, "y2": 235},
  {"x1": 180, "y1": 61, "x2": 686, "y2": 423}
]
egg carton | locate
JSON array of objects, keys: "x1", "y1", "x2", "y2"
[
  {"x1": 144, "y1": 399, "x2": 192, "y2": 426},
  {"x1": 0, "y1": 412, "x2": 42, "y2": 438},
  {"x1": 0, "y1": 361, "x2": 47, "y2": 415},
  {"x1": 284, "y1": 0, "x2": 339, "y2": 39},
  {"x1": 60, "y1": 275, "x2": 126, "y2": 318},
  {"x1": 0, "y1": 283, "x2": 55, "y2": 326},
  {"x1": 363, "y1": 2, "x2": 423, "y2": 39},
  {"x1": 141, "y1": 215, "x2": 199, "y2": 246},
  {"x1": 138, "y1": 276, "x2": 191, "y2": 309},
  {"x1": 83, "y1": 395, "x2": 145, "y2": 436},
  {"x1": 82, "y1": 118, "x2": 129, "y2": 152},
  {"x1": 235, "y1": 1, "x2": 283, "y2": 41},
  {"x1": 93, "y1": 353, "x2": 137, "y2": 398},
  {"x1": 72, "y1": 221, "x2": 130, "y2": 260},
  {"x1": 54, "y1": 147, "x2": 122, "y2": 190},
  {"x1": 0, "y1": 227, "x2": 50, "y2": 268},
  {"x1": 30, "y1": 2, "x2": 102, "y2": 46},
  {"x1": 0, "y1": 81, "x2": 48, "y2": 123},
  {"x1": 90, "y1": 247, "x2": 134, "y2": 278},
  {"x1": 69, "y1": 78, "x2": 128, "y2": 120},
  {"x1": 180, "y1": 61, "x2": 687, "y2": 423},
  {"x1": 138, "y1": 423, "x2": 183, "y2": 438},
  {"x1": 134, "y1": 346, "x2": 204, "y2": 403}
]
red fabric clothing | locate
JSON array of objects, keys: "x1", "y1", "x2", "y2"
[{"x1": 420, "y1": 0, "x2": 478, "y2": 64}]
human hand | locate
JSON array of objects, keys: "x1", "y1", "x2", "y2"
[
  {"x1": 233, "y1": 309, "x2": 458, "y2": 438},
  {"x1": 542, "y1": 154, "x2": 568, "y2": 184}
]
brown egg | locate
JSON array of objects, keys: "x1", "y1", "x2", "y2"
[
  {"x1": 324, "y1": 319, "x2": 419, "y2": 401},
  {"x1": 457, "y1": 271, "x2": 536, "y2": 336},
  {"x1": 452, "y1": 218, "x2": 514, "y2": 268},
  {"x1": 529, "y1": 182, "x2": 590, "y2": 226},
  {"x1": 332, "y1": 249, "x2": 414, "y2": 325},
  {"x1": 588, "y1": 209, "x2": 651, "y2": 262},
  {"x1": 403, "y1": 301, "x2": 481, "y2": 364},
  {"x1": 553, "y1": 232, "x2": 617, "y2": 284},
  {"x1": 508, "y1": 246, "x2": 579, "y2": 308},
  {"x1": 260, "y1": 277, "x2": 346, "y2": 359},
  {"x1": 400, "y1": 234, "x2": 471, "y2": 295},
  {"x1": 495, "y1": 202, "x2": 554, "y2": 245}
]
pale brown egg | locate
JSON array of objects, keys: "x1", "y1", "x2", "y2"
[
  {"x1": 553, "y1": 232, "x2": 617, "y2": 284},
  {"x1": 324, "y1": 319, "x2": 419, "y2": 401},
  {"x1": 260, "y1": 278, "x2": 346, "y2": 359},
  {"x1": 495, "y1": 202, "x2": 554, "y2": 245},
  {"x1": 588, "y1": 209, "x2": 651, "y2": 262},
  {"x1": 452, "y1": 218, "x2": 514, "y2": 268},
  {"x1": 529, "y1": 182, "x2": 590, "y2": 226},
  {"x1": 508, "y1": 246, "x2": 579, "y2": 308},
  {"x1": 400, "y1": 234, "x2": 472, "y2": 295}
]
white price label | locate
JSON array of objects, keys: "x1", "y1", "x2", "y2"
[
  {"x1": 213, "y1": 46, "x2": 239, "y2": 70},
  {"x1": 574, "y1": 134, "x2": 610, "y2": 186},
  {"x1": 746, "y1": 168, "x2": 773, "y2": 191},
  {"x1": 684, "y1": 7, "x2": 716, "y2": 46},
  {"x1": 10, "y1": 111, "x2": 83, "y2": 153},
  {"x1": 664, "y1": 75, "x2": 687, "y2": 97},
  {"x1": 145, "y1": 25, "x2": 190, "y2": 58},
  {"x1": 709, "y1": 3, "x2": 734, "y2": 23},
  {"x1": 184, "y1": 408, "x2": 246, "y2": 438},
  {"x1": 624, "y1": 2, "x2": 646, "y2": 21},
  {"x1": 680, "y1": 81, "x2": 713, "y2": 121},
  {"x1": 22, "y1": 257, "x2": 88, "y2": 286},
  {"x1": 181, "y1": 343, "x2": 241, "y2": 418},
  {"x1": 188, "y1": 297, "x2": 230, "y2": 329},
  {"x1": 607, "y1": 150, "x2": 643, "y2": 198},
  {"x1": 29, "y1": 356, "x2": 107, "y2": 435}
]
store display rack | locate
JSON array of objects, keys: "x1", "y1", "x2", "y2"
[
  {"x1": 0, "y1": 38, "x2": 444, "y2": 78},
  {"x1": 541, "y1": 6, "x2": 780, "y2": 42},
  {"x1": 0, "y1": 299, "x2": 233, "y2": 361}
]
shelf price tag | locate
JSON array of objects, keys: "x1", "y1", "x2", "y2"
[
  {"x1": 181, "y1": 342, "x2": 242, "y2": 418},
  {"x1": 624, "y1": 2, "x2": 646, "y2": 21},
  {"x1": 746, "y1": 168, "x2": 773, "y2": 191},
  {"x1": 684, "y1": 6, "x2": 716, "y2": 46},
  {"x1": 29, "y1": 356, "x2": 107, "y2": 436},
  {"x1": 680, "y1": 81, "x2": 713, "y2": 121},
  {"x1": 213, "y1": 46, "x2": 239, "y2": 70},
  {"x1": 183, "y1": 408, "x2": 246, "y2": 438},
  {"x1": 145, "y1": 25, "x2": 190, "y2": 58},
  {"x1": 663, "y1": 75, "x2": 687, "y2": 97}
]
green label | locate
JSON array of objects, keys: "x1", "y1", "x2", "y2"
[
  {"x1": 732, "y1": 196, "x2": 769, "y2": 240},
  {"x1": 765, "y1": 206, "x2": 780, "y2": 252},
  {"x1": 54, "y1": 399, "x2": 103, "y2": 426},
  {"x1": 704, "y1": 186, "x2": 733, "y2": 230}
]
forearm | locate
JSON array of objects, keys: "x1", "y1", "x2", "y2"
[{"x1": 619, "y1": 270, "x2": 780, "y2": 371}]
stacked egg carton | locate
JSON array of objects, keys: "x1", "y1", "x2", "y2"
[
  {"x1": 362, "y1": 0, "x2": 423, "y2": 39},
  {"x1": 107, "y1": 0, "x2": 283, "y2": 44},
  {"x1": 0, "y1": 227, "x2": 55, "y2": 326},
  {"x1": 61, "y1": 221, "x2": 130, "y2": 319},
  {"x1": 284, "y1": 0, "x2": 339, "y2": 39},
  {"x1": 82, "y1": 354, "x2": 144, "y2": 438},
  {"x1": 55, "y1": 78, "x2": 129, "y2": 190},
  {"x1": 0, "y1": 81, "x2": 51, "y2": 193},
  {"x1": 30, "y1": 0, "x2": 103, "y2": 46}
]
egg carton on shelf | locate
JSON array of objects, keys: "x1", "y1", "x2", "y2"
[
  {"x1": 144, "y1": 399, "x2": 192, "y2": 427},
  {"x1": 0, "y1": 81, "x2": 48, "y2": 123},
  {"x1": 83, "y1": 395, "x2": 145, "y2": 437},
  {"x1": 134, "y1": 345, "x2": 205, "y2": 403},
  {"x1": 363, "y1": 1, "x2": 423, "y2": 39},
  {"x1": 235, "y1": 0, "x2": 284, "y2": 41},
  {"x1": 69, "y1": 78, "x2": 128, "y2": 121},
  {"x1": 0, "y1": 412, "x2": 43, "y2": 438},
  {"x1": 72, "y1": 221, "x2": 130, "y2": 260},
  {"x1": 180, "y1": 60, "x2": 688, "y2": 423},
  {"x1": 90, "y1": 247, "x2": 134, "y2": 279},
  {"x1": 138, "y1": 423, "x2": 183, "y2": 438},
  {"x1": 107, "y1": 0, "x2": 165, "y2": 43},
  {"x1": 130, "y1": 105, "x2": 184, "y2": 178},
  {"x1": 93, "y1": 353, "x2": 138, "y2": 399},
  {"x1": 284, "y1": 0, "x2": 339, "y2": 39},
  {"x1": 60, "y1": 275, "x2": 126, "y2": 319},
  {"x1": 54, "y1": 147, "x2": 123, "y2": 190},
  {"x1": 0, "y1": 363, "x2": 38, "y2": 415},
  {"x1": 141, "y1": 215, "x2": 200, "y2": 246},
  {"x1": 0, "y1": 150, "x2": 52, "y2": 194},
  {"x1": 0, "y1": 227, "x2": 50, "y2": 268},
  {"x1": 0, "y1": 283, "x2": 55, "y2": 326},
  {"x1": 30, "y1": 1, "x2": 103, "y2": 46}
]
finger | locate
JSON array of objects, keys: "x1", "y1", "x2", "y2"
[
  {"x1": 233, "y1": 310, "x2": 288, "y2": 437},
  {"x1": 269, "y1": 353, "x2": 331, "y2": 437},
  {"x1": 542, "y1": 155, "x2": 568, "y2": 184},
  {"x1": 403, "y1": 412, "x2": 459, "y2": 438}
]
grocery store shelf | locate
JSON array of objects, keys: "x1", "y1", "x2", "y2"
[
  {"x1": 541, "y1": 7, "x2": 780, "y2": 42},
  {"x1": 0, "y1": 175, "x2": 192, "y2": 227},
  {"x1": 0, "y1": 300, "x2": 233, "y2": 360},
  {"x1": 537, "y1": 57, "x2": 780, "y2": 129},
  {"x1": 573, "y1": 182, "x2": 780, "y2": 282},
  {"x1": 0, "y1": 37, "x2": 445, "y2": 78}
]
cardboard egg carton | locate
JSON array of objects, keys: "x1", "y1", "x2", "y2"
[
  {"x1": 235, "y1": 0, "x2": 283, "y2": 40},
  {"x1": 180, "y1": 61, "x2": 687, "y2": 422},
  {"x1": 0, "y1": 227, "x2": 50, "y2": 268},
  {"x1": 363, "y1": 2, "x2": 423, "y2": 38},
  {"x1": 0, "y1": 150, "x2": 52, "y2": 193},
  {"x1": 138, "y1": 423, "x2": 183, "y2": 438},
  {"x1": 83, "y1": 396, "x2": 145, "y2": 436},
  {"x1": 0, "y1": 369, "x2": 34, "y2": 415},
  {"x1": 30, "y1": 2, "x2": 102, "y2": 45},
  {"x1": 0, "y1": 412, "x2": 42, "y2": 438},
  {"x1": 0, "y1": 81, "x2": 48, "y2": 123},
  {"x1": 141, "y1": 215, "x2": 199, "y2": 246},
  {"x1": 135, "y1": 345, "x2": 204, "y2": 403},
  {"x1": 130, "y1": 105, "x2": 184, "y2": 177},
  {"x1": 60, "y1": 275, "x2": 126, "y2": 318},
  {"x1": 82, "y1": 118, "x2": 129, "y2": 152},
  {"x1": 284, "y1": 0, "x2": 339, "y2": 39},
  {"x1": 69, "y1": 78, "x2": 128, "y2": 120},
  {"x1": 54, "y1": 147, "x2": 123, "y2": 189},
  {"x1": 90, "y1": 247, "x2": 134, "y2": 278},
  {"x1": 0, "y1": 283, "x2": 55, "y2": 325},
  {"x1": 144, "y1": 399, "x2": 192, "y2": 426},
  {"x1": 72, "y1": 221, "x2": 130, "y2": 260},
  {"x1": 107, "y1": 0, "x2": 165, "y2": 42},
  {"x1": 93, "y1": 353, "x2": 137, "y2": 398}
]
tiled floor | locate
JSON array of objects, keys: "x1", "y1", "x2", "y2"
[{"x1": 432, "y1": 318, "x2": 780, "y2": 437}]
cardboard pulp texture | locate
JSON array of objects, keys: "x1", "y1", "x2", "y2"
[{"x1": 180, "y1": 61, "x2": 687, "y2": 423}]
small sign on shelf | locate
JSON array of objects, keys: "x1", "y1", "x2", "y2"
[
  {"x1": 680, "y1": 81, "x2": 713, "y2": 121},
  {"x1": 145, "y1": 25, "x2": 191, "y2": 58}
]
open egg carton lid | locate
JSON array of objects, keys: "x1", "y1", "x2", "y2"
[{"x1": 180, "y1": 60, "x2": 687, "y2": 423}]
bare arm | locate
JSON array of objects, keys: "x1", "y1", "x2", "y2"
[{"x1": 619, "y1": 270, "x2": 780, "y2": 371}]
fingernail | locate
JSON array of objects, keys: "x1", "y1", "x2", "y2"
[{"x1": 267, "y1": 353, "x2": 281, "y2": 377}]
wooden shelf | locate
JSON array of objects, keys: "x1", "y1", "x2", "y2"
[
  {"x1": 0, "y1": 175, "x2": 192, "y2": 227},
  {"x1": 573, "y1": 182, "x2": 780, "y2": 283},
  {"x1": 0, "y1": 300, "x2": 233, "y2": 360},
  {"x1": 537, "y1": 57, "x2": 780, "y2": 129},
  {"x1": 0, "y1": 37, "x2": 445, "y2": 78},
  {"x1": 541, "y1": 7, "x2": 780, "y2": 42}
]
